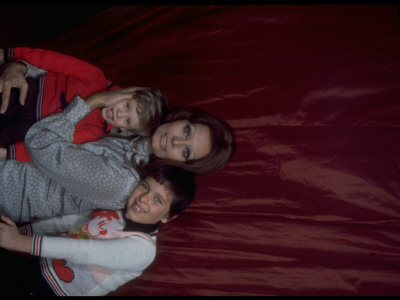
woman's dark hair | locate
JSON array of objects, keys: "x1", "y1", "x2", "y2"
[
  {"x1": 139, "y1": 159, "x2": 196, "y2": 219},
  {"x1": 149, "y1": 106, "x2": 236, "y2": 175}
]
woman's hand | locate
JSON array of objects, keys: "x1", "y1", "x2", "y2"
[
  {"x1": 85, "y1": 87, "x2": 138, "y2": 110},
  {"x1": 0, "y1": 62, "x2": 28, "y2": 114},
  {"x1": 0, "y1": 215, "x2": 31, "y2": 253},
  {"x1": 0, "y1": 49, "x2": 4, "y2": 65}
]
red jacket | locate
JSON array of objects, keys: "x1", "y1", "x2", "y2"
[{"x1": 4, "y1": 47, "x2": 120, "y2": 161}]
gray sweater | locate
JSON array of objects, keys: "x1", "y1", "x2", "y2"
[{"x1": 0, "y1": 96, "x2": 150, "y2": 223}]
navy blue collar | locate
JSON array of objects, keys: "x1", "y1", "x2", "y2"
[{"x1": 122, "y1": 209, "x2": 159, "y2": 235}]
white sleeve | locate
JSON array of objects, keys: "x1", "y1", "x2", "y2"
[{"x1": 37, "y1": 235, "x2": 156, "y2": 271}]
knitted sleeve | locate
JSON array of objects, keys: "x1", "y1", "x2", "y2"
[
  {"x1": 6, "y1": 47, "x2": 106, "y2": 82},
  {"x1": 33, "y1": 234, "x2": 156, "y2": 271}
]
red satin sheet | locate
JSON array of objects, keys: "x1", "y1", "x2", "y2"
[{"x1": 4, "y1": 5, "x2": 400, "y2": 296}]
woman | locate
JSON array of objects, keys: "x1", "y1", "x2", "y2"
[{"x1": 0, "y1": 86, "x2": 235, "y2": 224}]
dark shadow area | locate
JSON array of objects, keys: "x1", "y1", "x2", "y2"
[{"x1": 0, "y1": 4, "x2": 113, "y2": 47}]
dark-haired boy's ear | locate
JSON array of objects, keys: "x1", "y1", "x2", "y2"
[{"x1": 161, "y1": 214, "x2": 178, "y2": 224}]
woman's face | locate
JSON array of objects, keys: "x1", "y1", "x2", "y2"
[{"x1": 150, "y1": 120, "x2": 212, "y2": 162}]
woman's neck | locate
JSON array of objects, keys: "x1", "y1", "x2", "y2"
[{"x1": 147, "y1": 136, "x2": 153, "y2": 153}]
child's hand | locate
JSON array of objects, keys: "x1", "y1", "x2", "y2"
[
  {"x1": 0, "y1": 62, "x2": 28, "y2": 113},
  {"x1": 0, "y1": 49, "x2": 4, "y2": 65},
  {"x1": 85, "y1": 87, "x2": 138, "y2": 110},
  {"x1": 0, "y1": 215, "x2": 31, "y2": 253},
  {"x1": 0, "y1": 147, "x2": 6, "y2": 159}
]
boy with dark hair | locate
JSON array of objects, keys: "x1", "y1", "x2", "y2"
[{"x1": 0, "y1": 160, "x2": 195, "y2": 296}]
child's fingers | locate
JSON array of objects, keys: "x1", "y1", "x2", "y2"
[
  {"x1": 0, "y1": 215, "x2": 15, "y2": 226},
  {"x1": 0, "y1": 87, "x2": 10, "y2": 114},
  {"x1": 119, "y1": 86, "x2": 138, "y2": 94},
  {"x1": 104, "y1": 89, "x2": 136, "y2": 106},
  {"x1": 19, "y1": 84, "x2": 29, "y2": 106}
]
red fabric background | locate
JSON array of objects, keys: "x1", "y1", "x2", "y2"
[{"x1": 2, "y1": 5, "x2": 400, "y2": 296}]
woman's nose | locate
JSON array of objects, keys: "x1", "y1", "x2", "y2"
[{"x1": 172, "y1": 136, "x2": 185, "y2": 147}]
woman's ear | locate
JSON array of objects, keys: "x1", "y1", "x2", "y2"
[{"x1": 161, "y1": 214, "x2": 178, "y2": 224}]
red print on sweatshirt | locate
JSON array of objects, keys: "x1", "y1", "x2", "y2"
[
  {"x1": 53, "y1": 259, "x2": 74, "y2": 283},
  {"x1": 81, "y1": 210, "x2": 120, "y2": 238}
]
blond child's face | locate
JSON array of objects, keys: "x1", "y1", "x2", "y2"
[
  {"x1": 126, "y1": 176, "x2": 173, "y2": 225},
  {"x1": 101, "y1": 97, "x2": 141, "y2": 132}
]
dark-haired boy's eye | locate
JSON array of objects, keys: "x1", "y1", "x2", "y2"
[{"x1": 141, "y1": 182, "x2": 149, "y2": 191}]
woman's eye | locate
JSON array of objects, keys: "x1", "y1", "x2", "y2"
[
  {"x1": 184, "y1": 125, "x2": 191, "y2": 138},
  {"x1": 155, "y1": 197, "x2": 162, "y2": 204},
  {"x1": 183, "y1": 147, "x2": 190, "y2": 160}
]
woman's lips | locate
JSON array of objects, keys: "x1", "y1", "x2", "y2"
[{"x1": 160, "y1": 134, "x2": 167, "y2": 151}]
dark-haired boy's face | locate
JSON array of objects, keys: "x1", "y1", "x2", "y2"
[{"x1": 126, "y1": 176, "x2": 173, "y2": 224}]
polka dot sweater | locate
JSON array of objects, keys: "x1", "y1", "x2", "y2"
[{"x1": 0, "y1": 96, "x2": 150, "y2": 223}]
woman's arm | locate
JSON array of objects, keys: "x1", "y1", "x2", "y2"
[
  {"x1": 0, "y1": 148, "x2": 6, "y2": 159},
  {"x1": 24, "y1": 89, "x2": 141, "y2": 204}
]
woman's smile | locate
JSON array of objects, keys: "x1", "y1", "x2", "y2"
[{"x1": 160, "y1": 134, "x2": 167, "y2": 152}]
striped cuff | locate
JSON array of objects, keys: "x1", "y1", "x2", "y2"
[
  {"x1": 23, "y1": 223, "x2": 34, "y2": 236},
  {"x1": 106, "y1": 80, "x2": 115, "y2": 91},
  {"x1": 4, "y1": 48, "x2": 14, "y2": 63},
  {"x1": 6, "y1": 145, "x2": 15, "y2": 160},
  {"x1": 31, "y1": 234, "x2": 43, "y2": 256}
]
